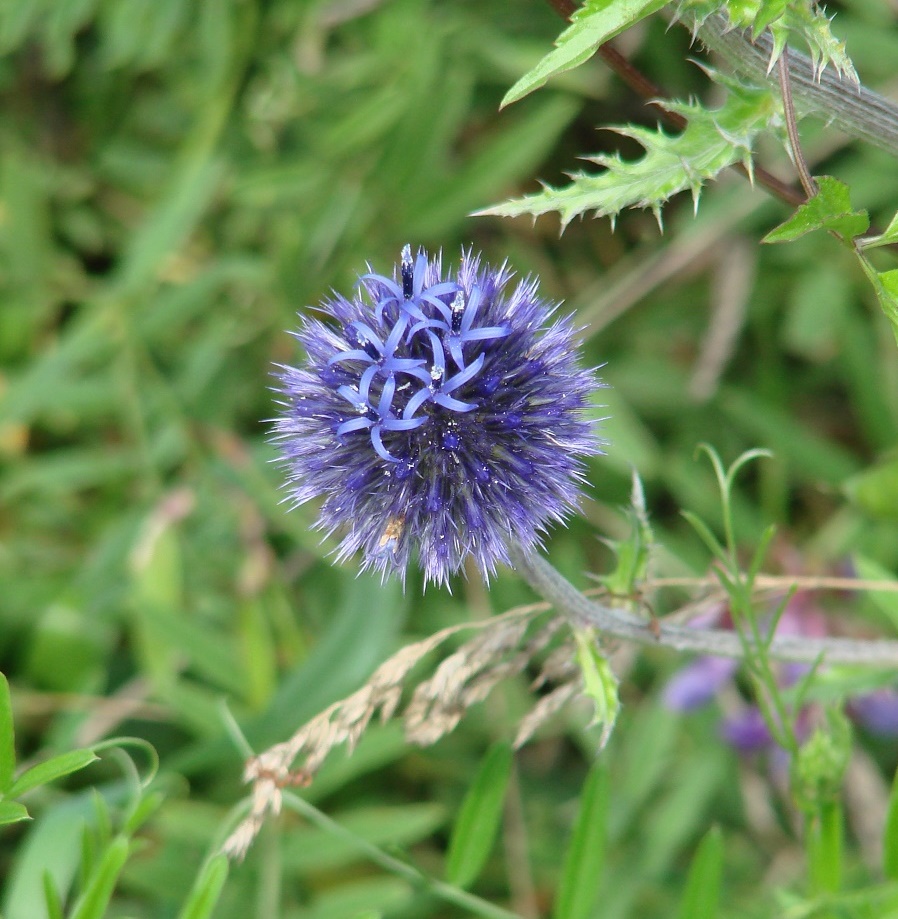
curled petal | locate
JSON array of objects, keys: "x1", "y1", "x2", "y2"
[
  {"x1": 377, "y1": 373, "x2": 397, "y2": 416},
  {"x1": 461, "y1": 325, "x2": 509, "y2": 342},
  {"x1": 337, "y1": 384, "x2": 365, "y2": 409},
  {"x1": 402, "y1": 386, "x2": 432, "y2": 419},
  {"x1": 382, "y1": 415, "x2": 427, "y2": 432},
  {"x1": 350, "y1": 321, "x2": 384, "y2": 352},
  {"x1": 327, "y1": 348, "x2": 374, "y2": 366},
  {"x1": 442, "y1": 352, "x2": 485, "y2": 394},
  {"x1": 358, "y1": 364, "x2": 379, "y2": 405},
  {"x1": 370, "y1": 426, "x2": 399, "y2": 463},
  {"x1": 432, "y1": 392, "x2": 478, "y2": 412},
  {"x1": 336, "y1": 416, "x2": 373, "y2": 437}
]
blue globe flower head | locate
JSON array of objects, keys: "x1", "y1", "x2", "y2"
[{"x1": 274, "y1": 245, "x2": 603, "y2": 587}]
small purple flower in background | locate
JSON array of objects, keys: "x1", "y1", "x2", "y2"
[
  {"x1": 663, "y1": 592, "x2": 898, "y2": 751},
  {"x1": 274, "y1": 245, "x2": 601, "y2": 586}
]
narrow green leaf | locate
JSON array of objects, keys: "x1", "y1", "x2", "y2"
[
  {"x1": 553, "y1": 762, "x2": 610, "y2": 919},
  {"x1": 0, "y1": 799, "x2": 30, "y2": 826},
  {"x1": 808, "y1": 801, "x2": 843, "y2": 895},
  {"x1": 69, "y1": 836, "x2": 130, "y2": 919},
  {"x1": 677, "y1": 826, "x2": 724, "y2": 919},
  {"x1": 762, "y1": 176, "x2": 869, "y2": 243},
  {"x1": 176, "y1": 854, "x2": 230, "y2": 919},
  {"x1": 502, "y1": 0, "x2": 671, "y2": 106},
  {"x1": 884, "y1": 767, "x2": 898, "y2": 881},
  {"x1": 445, "y1": 744, "x2": 513, "y2": 889},
  {"x1": 0, "y1": 672, "x2": 16, "y2": 794},
  {"x1": 8, "y1": 749, "x2": 99, "y2": 798},
  {"x1": 123, "y1": 790, "x2": 166, "y2": 836},
  {"x1": 681, "y1": 511, "x2": 727, "y2": 561},
  {"x1": 42, "y1": 871, "x2": 65, "y2": 919}
]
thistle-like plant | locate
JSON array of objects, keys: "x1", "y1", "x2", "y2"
[{"x1": 274, "y1": 245, "x2": 601, "y2": 586}]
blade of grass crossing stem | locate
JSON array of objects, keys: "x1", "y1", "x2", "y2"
[
  {"x1": 176, "y1": 854, "x2": 229, "y2": 919},
  {"x1": 883, "y1": 767, "x2": 898, "y2": 881},
  {"x1": 553, "y1": 762, "x2": 610, "y2": 919},
  {"x1": 0, "y1": 672, "x2": 16, "y2": 794},
  {"x1": 677, "y1": 826, "x2": 724, "y2": 919},
  {"x1": 446, "y1": 743, "x2": 513, "y2": 889}
]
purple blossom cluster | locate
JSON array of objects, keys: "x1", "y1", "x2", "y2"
[{"x1": 274, "y1": 246, "x2": 601, "y2": 586}]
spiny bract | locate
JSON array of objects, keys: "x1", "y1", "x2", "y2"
[{"x1": 274, "y1": 246, "x2": 602, "y2": 586}]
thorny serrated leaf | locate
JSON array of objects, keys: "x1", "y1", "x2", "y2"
[
  {"x1": 478, "y1": 84, "x2": 774, "y2": 228},
  {"x1": 573, "y1": 630, "x2": 620, "y2": 748},
  {"x1": 678, "y1": 0, "x2": 857, "y2": 80}
]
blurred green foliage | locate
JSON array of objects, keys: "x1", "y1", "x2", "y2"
[{"x1": 2, "y1": 0, "x2": 898, "y2": 916}]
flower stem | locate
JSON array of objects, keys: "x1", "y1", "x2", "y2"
[
  {"x1": 777, "y1": 47, "x2": 818, "y2": 201},
  {"x1": 508, "y1": 544, "x2": 898, "y2": 668}
]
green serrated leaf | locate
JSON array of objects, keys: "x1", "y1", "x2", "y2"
[
  {"x1": 573, "y1": 631, "x2": 620, "y2": 747},
  {"x1": 763, "y1": 176, "x2": 869, "y2": 244},
  {"x1": 480, "y1": 86, "x2": 772, "y2": 227},
  {"x1": 176, "y1": 855, "x2": 230, "y2": 919},
  {"x1": 781, "y1": 1, "x2": 857, "y2": 81},
  {"x1": 680, "y1": 0, "x2": 857, "y2": 80},
  {"x1": 677, "y1": 826, "x2": 724, "y2": 919},
  {"x1": 8, "y1": 749, "x2": 99, "y2": 798},
  {"x1": 502, "y1": 0, "x2": 671, "y2": 107},
  {"x1": 751, "y1": 0, "x2": 789, "y2": 35},
  {"x1": 0, "y1": 672, "x2": 16, "y2": 794},
  {"x1": 553, "y1": 762, "x2": 609, "y2": 919},
  {"x1": 445, "y1": 743, "x2": 513, "y2": 889}
]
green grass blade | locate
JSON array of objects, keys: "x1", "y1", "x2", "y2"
[
  {"x1": 553, "y1": 762, "x2": 609, "y2": 919},
  {"x1": 176, "y1": 854, "x2": 229, "y2": 919},
  {"x1": 446, "y1": 743, "x2": 513, "y2": 889},
  {"x1": 42, "y1": 871, "x2": 64, "y2": 919},
  {"x1": 0, "y1": 672, "x2": 16, "y2": 794},
  {"x1": 677, "y1": 826, "x2": 724, "y2": 919},
  {"x1": 69, "y1": 836, "x2": 130, "y2": 919}
]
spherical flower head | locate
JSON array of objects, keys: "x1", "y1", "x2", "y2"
[{"x1": 274, "y1": 245, "x2": 603, "y2": 587}]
